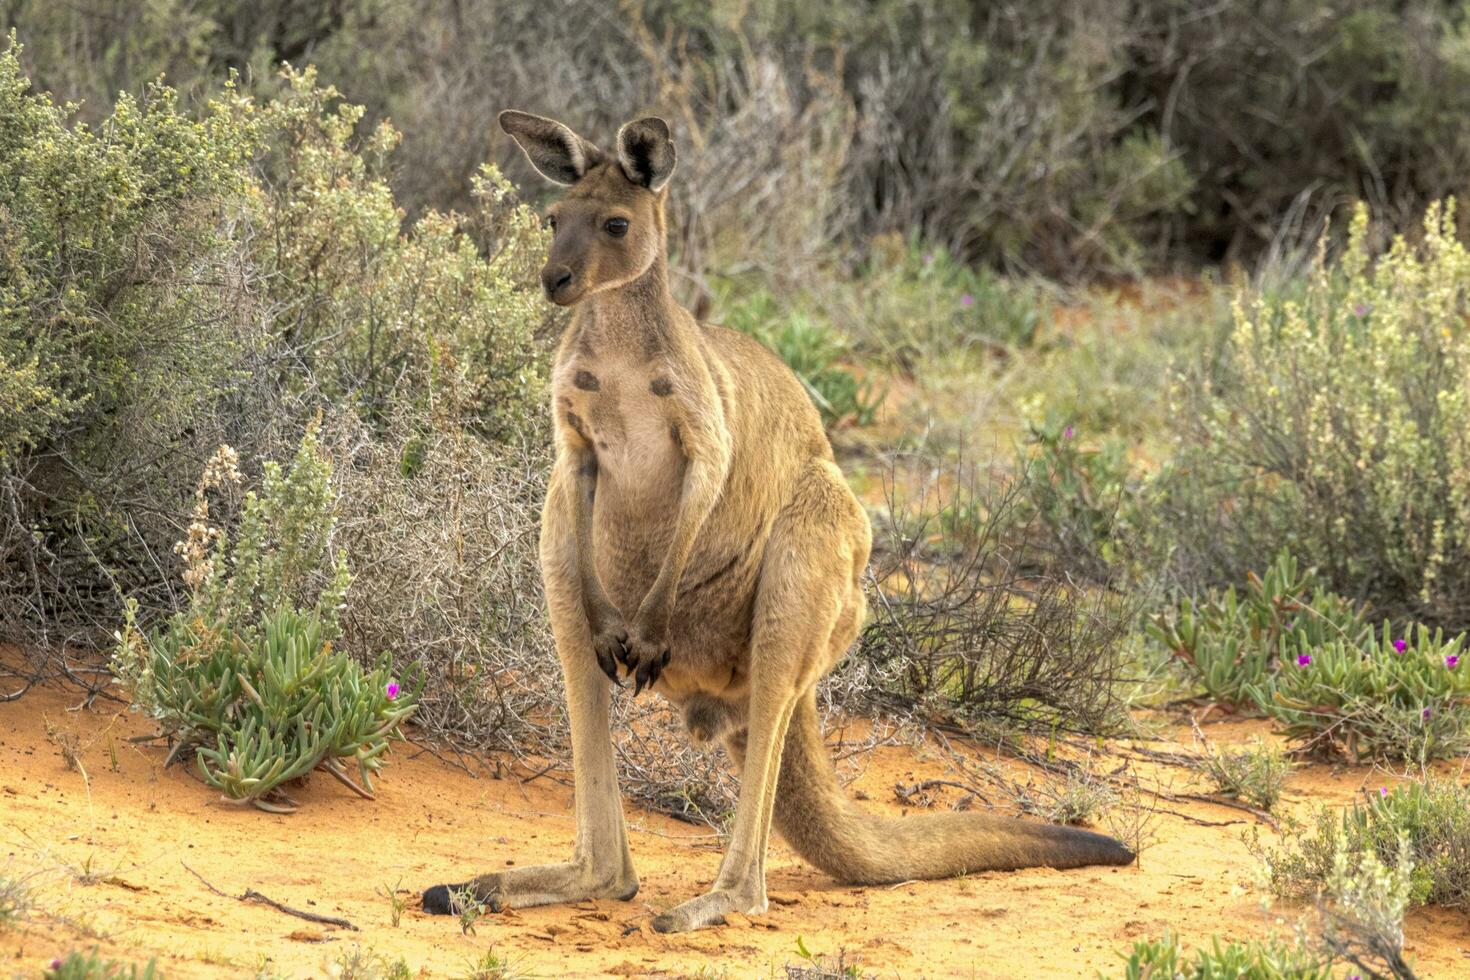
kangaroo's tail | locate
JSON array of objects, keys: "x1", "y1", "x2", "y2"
[{"x1": 772, "y1": 693, "x2": 1134, "y2": 884}]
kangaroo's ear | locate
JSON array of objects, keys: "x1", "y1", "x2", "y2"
[
  {"x1": 498, "y1": 110, "x2": 602, "y2": 185},
  {"x1": 615, "y1": 117, "x2": 676, "y2": 192}
]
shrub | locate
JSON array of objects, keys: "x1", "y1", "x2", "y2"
[
  {"x1": 1162, "y1": 200, "x2": 1470, "y2": 632},
  {"x1": 0, "y1": 35, "x2": 267, "y2": 645},
  {"x1": 721, "y1": 291, "x2": 883, "y2": 429},
  {"x1": 1314, "y1": 842, "x2": 1418, "y2": 980},
  {"x1": 1148, "y1": 551, "x2": 1372, "y2": 708},
  {"x1": 1252, "y1": 779, "x2": 1470, "y2": 913},
  {"x1": 251, "y1": 67, "x2": 552, "y2": 440},
  {"x1": 1250, "y1": 624, "x2": 1470, "y2": 763},
  {"x1": 1006, "y1": 419, "x2": 1142, "y2": 582},
  {"x1": 0, "y1": 42, "x2": 551, "y2": 663},
  {"x1": 114, "y1": 431, "x2": 419, "y2": 812},
  {"x1": 828, "y1": 238, "x2": 1045, "y2": 367},
  {"x1": 325, "y1": 409, "x2": 557, "y2": 753},
  {"x1": 45, "y1": 950, "x2": 160, "y2": 980},
  {"x1": 1108, "y1": 932, "x2": 1332, "y2": 980},
  {"x1": 1199, "y1": 737, "x2": 1293, "y2": 812},
  {"x1": 849, "y1": 456, "x2": 1133, "y2": 736}
]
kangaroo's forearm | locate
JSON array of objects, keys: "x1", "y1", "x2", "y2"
[
  {"x1": 569, "y1": 451, "x2": 616, "y2": 623},
  {"x1": 638, "y1": 448, "x2": 727, "y2": 628}
]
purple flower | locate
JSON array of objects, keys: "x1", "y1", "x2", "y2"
[
  {"x1": 386, "y1": 681, "x2": 401, "y2": 701},
  {"x1": 1379, "y1": 787, "x2": 1389, "y2": 798},
  {"x1": 1393, "y1": 638, "x2": 1407, "y2": 653},
  {"x1": 1423, "y1": 706, "x2": 1433, "y2": 720},
  {"x1": 1063, "y1": 426, "x2": 1075, "y2": 440},
  {"x1": 49, "y1": 961, "x2": 61, "y2": 972},
  {"x1": 1353, "y1": 304, "x2": 1369, "y2": 317},
  {"x1": 1284, "y1": 619, "x2": 1294, "y2": 631},
  {"x1": 960, "y1": 294, "x2": 975, "y2": 307},
  {"x1": 1297, "y1": 653, "x2": 1312, "y2": 667},
  {"x1": 1446, "y1": 654, "x2": 1460, "y2": 669}
]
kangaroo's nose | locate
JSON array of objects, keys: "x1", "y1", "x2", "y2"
[{"x1": 542, "y1": 265, "x2": 574, "y2": 300}]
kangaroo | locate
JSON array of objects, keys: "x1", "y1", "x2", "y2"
[{"x1": 422, "y1": 110, "x2": 1134, "y2": 933}]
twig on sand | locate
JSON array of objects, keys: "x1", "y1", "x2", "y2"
[{"x1": 182, "y1": 861, "x2": 358, "y2": 931}]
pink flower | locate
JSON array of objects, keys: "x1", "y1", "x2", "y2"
[
  {"x1": 386, "y1": 681, "x2": 401, "y2": 700},
  {"x1": 1379, "y1": 787, "x2": 1388, "y2": 797},
  {"x1": 1393, "y1": 638, "x2": 1407, "y2": 653},
  {"x1": 1063, "y1": 426, "x2": 1075, "y2": 440},
  {"x1": 1447, "y1": 654, "x2": 1460, "y2": 669},
  {"x1": 50, "y1": 961, "x2": 62, "y2": 972},
  {"x1": 1296, "y1": 653, "x2": 1312, "y2": 667},
  {"x1": 1353, "y1": 304, "x2": 1369, "y2": 317},
  {"x1": 960, "y1": 294, "x2": 975, "y2": 307},
  {"x1": 1423, "y1": 707, "x2": 1433, "y2": 720}
]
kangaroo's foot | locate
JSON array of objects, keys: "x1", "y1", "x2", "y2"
[
  {"x1": 651, "y1": 885, "x2": 766, "y2": 933},
  {"x1": 422, "y1": 861, "x2": 638, "y2": 915}
]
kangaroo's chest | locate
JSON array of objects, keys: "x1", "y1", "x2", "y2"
[{"x1": 552, "y1": 354, "x2": 683, "y2": 489}]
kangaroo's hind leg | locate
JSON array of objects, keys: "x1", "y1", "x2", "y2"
[
  {"x1": 423, "y1": 473, "x2": 637, "y2": 914},
  {"x1": 652, "y1": 460, "x2": 868, "y2": 933}
]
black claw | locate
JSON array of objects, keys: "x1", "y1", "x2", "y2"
[
  {"x1": 596, "y1": 648, "x2": 623, "y2": 686},
  {"x1": 615, "y1": 633, "x2": 632, "y2": 667},
  {"x1": 422, "y1": 883, "x2": 460, "y2": 915}
]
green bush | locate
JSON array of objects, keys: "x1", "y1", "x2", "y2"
[
  {"x1": 114, "y1": 430, "x2": 419, "y2": 811},
  {"x1": 1151, "y1": 551, "x2": 1470, "y2": 761},
  {"x1": 1250, "y1": 623, "x2": 1470, "y2": 763},
  {"x1": 1006, "y1": 419, "x2": 1142, "y2": 582},
  {"x1": 45, "y1": 950, "x2": 160, "y2": 980},
  {"x1": 1253, "y1": 779, "x2": 1470, "y2": 912},
  {"x1": 0, "y1": 40, "x2": 550, "y2": 652},
  {"x1": 1199, "y1": 737, "x2": 1293, "y2": 812},
  {"x1": 1149, "y1": 551, "x2": 1372, "y2": 708},
  {"x1": 1162, "y1": 200, "x2": 1470, "y2": 632},
  {"x1": 721, "y1": 291, "x2": 883, "y2": 429},
  {"x1": 1107, "y1": 932, "x2": 1332, "y2": 980}
]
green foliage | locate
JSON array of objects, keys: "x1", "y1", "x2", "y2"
[
  {"x1": 1107, "y1": 932, "x2": 1332, "y2": 980},
  {"x1": 329, "y1": 946, "x2": 413, "y2": 980},
  {"x1": 1152, "y1": 551, "x2": 1470, "y2": 761},
  {"x1": 1164, "y1": 200, "x2": 1470, "y2": 632},
  {"x1": 1007, "y1": 419, "x2": 1142, "y2": 581},
  {"x1": 1250, "y1": 623, "x2": 1470, "y2": 763},
  {"x1": 722, "y1": 291, "x2": 883, "y2": 429},
  {"x1": 1199, "y1": 738, "x2": 1293, "y2": 812},
  {"x1": 1149, "y1": 551, "x2": 1371, "y2": 708},
  {"x1": 1252, "y1": 779, "x2": 1470, "y2": 912},
  {"x1": 0, "y1": 40, "x2": 550, "y2": 648},
  {"x1": 114, "y1": 430, "x2": 420, "y2": 811},
  {"x1": 837, "y1": 238, "x2": 1045, "y2": 365},
  {"x1": 45, "y1": 950, "x2": 160, "y2": 980},
  {"x1": 252, "y1": 67, "x2": 550, "y2": 439},
  {"x1": 460, "y1": 949, "x2": 532, "y2": 980}
]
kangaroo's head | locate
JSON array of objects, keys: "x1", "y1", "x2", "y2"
[{"x1": 499, "y1": 110, "x2": 676, "y2": 307}]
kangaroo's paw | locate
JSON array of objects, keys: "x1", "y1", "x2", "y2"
[
  {"x1": 617, "y1": 616, "x2": 672, "y2": 696},
  {"x1": 651, "y1": 887, "x2": 766, "y2": 933},
  {"x1": 422, "y1": 862, "x2": 637, "y2": 915}
]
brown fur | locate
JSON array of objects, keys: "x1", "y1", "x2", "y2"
[{"x1": 422, "y1": 111, "x2": 1133, "y2": 933}]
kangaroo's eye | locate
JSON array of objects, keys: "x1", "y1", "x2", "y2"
[{"x1": 605, "y1": 218, "x2": 629, "y2": 238}]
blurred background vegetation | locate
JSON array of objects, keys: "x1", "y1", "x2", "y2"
[{"x1": 6, "y1": 0, "x2": 1470, "y2": 280}]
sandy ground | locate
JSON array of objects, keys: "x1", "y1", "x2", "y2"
[{"x1": 3, "y1": 655, "x2": 1469, "y2": 979}]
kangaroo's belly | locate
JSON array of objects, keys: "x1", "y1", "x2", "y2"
[{"x1": 591, "y1": 474, "x2": 766, "y2": 693}]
